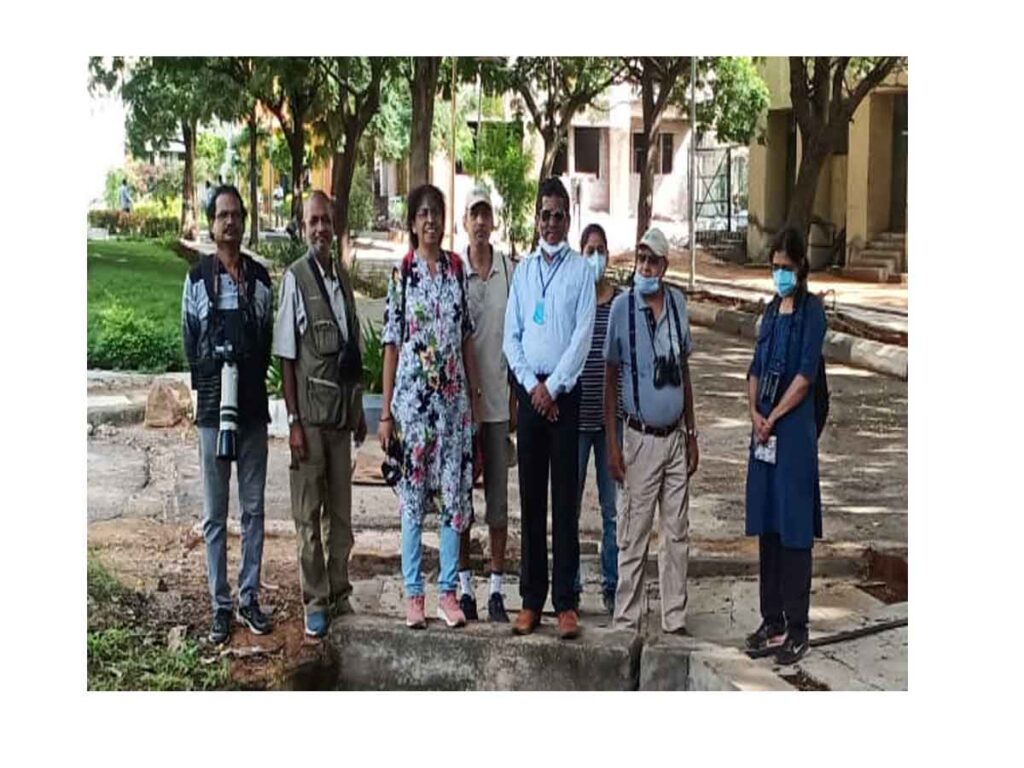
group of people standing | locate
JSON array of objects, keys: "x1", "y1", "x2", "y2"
[{"x1": 183, "y1": 176, "x2": 826, "y2": 668}]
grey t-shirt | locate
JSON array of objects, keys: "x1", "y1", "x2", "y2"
[
  {"x1": 603, "y1": 286, "x2": 693, "y2": 428},
  {"x1": 466, "y1": 247, "x2": 513, "y2": 423}
]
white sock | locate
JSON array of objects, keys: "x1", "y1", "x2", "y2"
[
  {"x1": 489, "y1": 572, "x2": 503, "y2": 595},
  {"x1": 458, "y1": 570, "x2": 473, "y2": 597}
]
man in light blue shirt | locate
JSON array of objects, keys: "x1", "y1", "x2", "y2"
[{"x1": 503, "y1": 177, "x2": 595, "y2": 639}]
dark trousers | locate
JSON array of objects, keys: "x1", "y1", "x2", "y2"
[
  {"x1": 759, "y1": 533, "x2": 812, "y2": 640},
  {"x1": 516, "y1": 382, "x2": 581, "y2": 613}
]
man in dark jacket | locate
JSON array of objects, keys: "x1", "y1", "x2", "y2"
[{"x1": 182, "y1": 185, "x2": 274, "y2": 644}]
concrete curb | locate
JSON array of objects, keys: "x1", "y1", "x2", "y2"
[
  {"x1": 88, "y1": 401, "x2": 146, "y2": 427},
  {"x1": 639, "y1": 634, "x2": 796, "y2": 691},
  {"x1": 687, "y1": 300, "x2": 908, "y2": 381},
  {"x1": 302, "y1": 613, "x2": 790, "y2": 691}
]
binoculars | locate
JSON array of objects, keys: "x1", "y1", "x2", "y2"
[{"x1": 653, "y1": 353, "x2": 682, "y2": 390}]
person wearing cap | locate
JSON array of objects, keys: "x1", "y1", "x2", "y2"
[
  {"x1": 456, "y1": 185, "x2": 516, "y2": 623},
  {"x1": 603, "y1": 226, "x2": 699, "y2": 634},
  {"x1": 503, "y1": 177, "x2": 596, "y2": 639}
]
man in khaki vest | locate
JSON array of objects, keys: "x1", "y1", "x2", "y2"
[{"x1": 272, "y1": 191, "x2": 367, "y2": 638}]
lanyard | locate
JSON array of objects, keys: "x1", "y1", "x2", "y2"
[
  {"x1": 643, "y1": 297, "x2": 675, "y2": 358},
  {"x1": 536, "y1": 250, "x2": 566, "y2": 298}
]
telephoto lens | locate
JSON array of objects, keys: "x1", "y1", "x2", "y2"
[{"x1": 216, "y1": 357, "x2": 239, "y2": 461}]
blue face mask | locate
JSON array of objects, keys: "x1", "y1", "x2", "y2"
[
  {"x1": 773, "y1": 268, "x2": 797, "y2": 297},
  {"x1": 634, "y1": 273, "x2": 660, "y2": 295},
  {"x1": 586, "y1": 252, "x2": 606, "y2": 283}
]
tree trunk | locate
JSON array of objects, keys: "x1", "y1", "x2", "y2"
[
  {"x1": 783, "y1": 129, "x2": 831, "y2": 243},
  {"x1": 180, "y1": 119, "x2": 198, "y2": 240},
  {"x1": 288, "y1": 121, "x2": 305, "y2": 231},
  {"x1": 531, "y1": 127, "x2": 560, "y2": 249},
  {"x1": 247, "y1": 106, "x2": 259, "y2": 248},
  {"x1": 410, "y1": 57, "x2": 440, "y2": 188},
  {"x1": 636, "y1": 71, "x2": 658, "y2": 243},
  {"x1": 331, "y1": 141, "x2": 360, "y2": 268}
]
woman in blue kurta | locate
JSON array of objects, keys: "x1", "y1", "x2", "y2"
[{"x1": 744, "y1": 228, "x2": 826, "y2": 665}]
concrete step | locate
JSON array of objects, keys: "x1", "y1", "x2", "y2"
[
  {"x1": 862, "y1": 246, "x2": 904, "y2": 258},
  {"x1": 841, "y1": 265, "x2": 891, "y2": 283},
  {"x1": 876, "y1": 232, "x2": 906, "y2": 243},
  {"x1": 857, "y1": 254, "x2": 902, "y2": 273}
]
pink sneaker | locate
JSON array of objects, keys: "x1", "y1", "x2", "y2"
[
  {"x1": 437, "y1": 591, "x2": 467, "y2": 628},
  {"x1": 406, "y1": 595, "x2": 426, "y2": 629}
]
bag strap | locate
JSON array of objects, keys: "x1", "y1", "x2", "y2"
[{"x1": 628, "y1": 288, "x2": 642, "y2": 423}]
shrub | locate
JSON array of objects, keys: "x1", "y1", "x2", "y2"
[
  {"x1": 266, "y1": 356, "x2": 283, "y2": 398},
  {"x1": 88, "y1": 300, "x2": 184, "y2": 372},
  {"x1": 255, "y1": 238, "x2": 307, "y2": 268},
  {"x1": 361, "y1": 320, "x2": 384, "y2": 394},
  {"x1": 88, "y1": 209, "x2": 179, "y2": 239}
]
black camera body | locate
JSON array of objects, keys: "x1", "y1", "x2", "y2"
[{"x1": 381, "y1": 437, "x2": 403, "y2": 487}]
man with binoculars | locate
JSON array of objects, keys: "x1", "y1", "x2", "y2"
[
  {"x1": 182, "y1": 185, "x2": 275, "y2": 645},
  {"x1": 602, "y1": 227, "x2": 699, "y2": 635},
  {"x1": 272, "y1": 191, "x2": 367, "y2": 639}
]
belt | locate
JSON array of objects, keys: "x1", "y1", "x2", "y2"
[{"x1": 625, "y1": 415, "x2": 680, "y2": 438}]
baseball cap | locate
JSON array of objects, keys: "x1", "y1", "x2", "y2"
[
  {"x1": 464, "y1": 185, "x2": 493, "y2": 214},
  {"x1": 638, "y1": 227, "x2": 670, "y2": 259}
]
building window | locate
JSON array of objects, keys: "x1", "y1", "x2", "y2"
[
  {"x1": 633, "y1": 133, "x2": 647, "y2": 174},
  {"x1": 574, "y1": 127, "x2": 600, "y2": 177},
  {"x1": 660, "y1": 133, "x2": 674, "y2": 174}
]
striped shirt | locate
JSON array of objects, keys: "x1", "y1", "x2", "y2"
[{"x1": 579, "y1": 288, "x2": 620, "y2": 431}]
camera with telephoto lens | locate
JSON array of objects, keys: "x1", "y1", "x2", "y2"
[
  {"x1": 653, "y1": 352, "x2": 682, "y2": 390},
  {"x1": 214, "y1": 341, "x2": 239, "y2": 461}
]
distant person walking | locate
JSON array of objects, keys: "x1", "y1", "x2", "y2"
[{"x1": 118, "y1": 179, "x2": 132, "y2": 213}]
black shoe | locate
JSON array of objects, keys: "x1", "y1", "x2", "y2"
[
  {"x1": 602, "y1": 592, "x2": 615, "y2": 617},
  {"x1": 208, "y1": 609, "x2": 231, "y2": 644},
  {"x1": 774, "y1": 634, "x2": 809, "y2": 665},
  {"x1": 487, "y1": 592, "x2": 509, "y2": 623},
  {"x1": 745, "y1": 620, "x2": 787, "y2": 651},
  {"x1": 460, "y1": 593, "x2": 479, "y2": 621},
  {"x1": 237, "y1": 601, "x2": 272, "y2": 635}
]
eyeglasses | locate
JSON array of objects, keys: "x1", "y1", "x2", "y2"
[
  {"x1": 539, "y1": 209, "x2": 566, "y2": 223},
  {"x1": 636, "y1": 250, "x2": 666, "y2": 267},
  {"x1": 415, "y1": 206, "x2": 442, "y2": 221}
]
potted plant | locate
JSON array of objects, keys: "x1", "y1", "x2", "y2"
[{"x1": 361, "y1": 319, "x2": 385, "y2": 434}]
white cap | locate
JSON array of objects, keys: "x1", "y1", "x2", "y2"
[
  {"x1": 638, "y1": 227, "x2": 670, "y2": 259},
  {"x1": 464, "y1": 185, "x2": 493, "y2": 214}
]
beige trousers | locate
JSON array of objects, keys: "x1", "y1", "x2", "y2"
[
  {"x1": 289, "y1": 424, "x2": 354, "y2": 617},
  {"x1": 613, "y1": 425, "x2": 690, "y2": 633}
]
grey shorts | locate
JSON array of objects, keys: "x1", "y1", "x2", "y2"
[{"x1": 479, "y1": 421, "x2": 510, "y2": 527}]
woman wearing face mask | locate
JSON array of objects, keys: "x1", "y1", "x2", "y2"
[
  {"x1": 573, "y1": 223, "x2": 621, "y2": 615},
  {"x1": 744, "y1": 227, "x2": 827, "y2": 665}
]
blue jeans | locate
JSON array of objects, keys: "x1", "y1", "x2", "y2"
[
  {"x1": 198, "y1": 424, "x2": 267, "y2": 612},
  {"x1": 401, "y1": 513, "x2": 459, "y2": 597},
  {"x1": 576, "y1": 427, "x2": 619, "y2": 598}
]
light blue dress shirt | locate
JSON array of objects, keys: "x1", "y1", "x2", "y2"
[{"x1": 502, "y1": 244, "x2": 596, "y2": 397}]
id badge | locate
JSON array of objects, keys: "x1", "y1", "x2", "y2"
[
  {"x1": 753, "y1": 434, "x2": 777, "y2": 465},
  {"x1": 533, "y1": 299, "x2": 545, "y2": 325}
]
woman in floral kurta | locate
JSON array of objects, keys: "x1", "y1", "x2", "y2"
[{"x1": 379, "y1": 184, "x2": 481, "y2": 629}]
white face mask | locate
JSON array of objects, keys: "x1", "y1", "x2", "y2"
[{"x1": 539, "y1": 239, "x2": 568, "y2": 257}]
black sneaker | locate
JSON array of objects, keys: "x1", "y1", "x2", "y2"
[
  {"x1": 237, "y1": 600, "x2": 272, "y2": 635},
  {"x1": 602, "y1": 592, "x2": 616, "y2": 617},
  {"x1": 745, "y1": 620, "x2": 787, "y2": 651},
  {"x1": 487, "y1": 592, "x2": 509, "y2": 623},
  {"x1": 775, "y1": 634, "x2": 809, "y2": 665},
  {"x1": 459, "y1": 593, "x2": 479, "y2": 621},
  {"x1": 208, "y1": 609, "x2": 231, "y2": 644}
]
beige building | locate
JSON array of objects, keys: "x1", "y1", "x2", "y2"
[{"x1": 746, "y1": 58, "x2": 908, "y2": 277}]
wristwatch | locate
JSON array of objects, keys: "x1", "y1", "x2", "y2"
[
  {"x1": 288, "y1": 413, "x2": 301, "y2": 426},
  {"x1": 685, "y1": 427, "x2": 699, "y2": 439}
]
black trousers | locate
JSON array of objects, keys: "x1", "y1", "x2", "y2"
[
  {"x1": 516, "y1": 381, "x2": 580, "y2": 613},
  {"x1": 759, "y1": 533, "x2": 812, "y2": 640}
]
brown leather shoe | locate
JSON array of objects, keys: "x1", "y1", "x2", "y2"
[
  {"x1": 513, "y1": 608, "x2": 541, "y2": 635},
  {"x1": 557, "y1": 610, "x2": 580, "y2": 640}
]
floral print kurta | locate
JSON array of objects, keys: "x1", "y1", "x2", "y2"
[{"x1": 382, "y1": 251, "x2": 475, "y2": 530}]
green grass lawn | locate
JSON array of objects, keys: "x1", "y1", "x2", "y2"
[{"x1": 87, "y1": 239, "x2": 189, "y2": 371}]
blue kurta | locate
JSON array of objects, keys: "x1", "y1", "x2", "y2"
[{"x1": 744, "y1": 294, "x2": 827, "y2": 549}]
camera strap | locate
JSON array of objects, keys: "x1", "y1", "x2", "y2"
[
  {"x1": 627, "y1": 289, "x2": 643, "y2": 423},
  {"x1": 305, "y1": 253, "x2": 346, "y2": 340}
]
